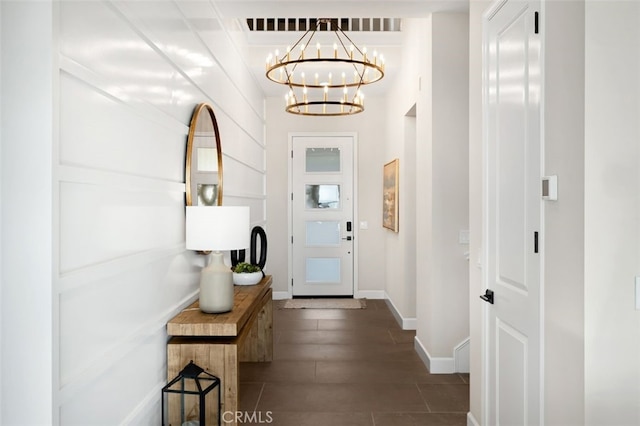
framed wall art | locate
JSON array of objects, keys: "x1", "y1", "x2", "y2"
[{"x1": 382, "y1": 158, "x2": 399, "y2": 232}]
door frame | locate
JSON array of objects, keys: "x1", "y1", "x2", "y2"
[
  {"x1": 287, "y1": 132, "x2": 359, "y2": 299},
  {"x1": 481, "y1": 0, "x2": 546, "y2": 424}
]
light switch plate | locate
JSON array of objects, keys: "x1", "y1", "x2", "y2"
[
  {"x1": 360, "y1": 221, "x2": 368, "y2": 230},
  {"x1": 459, "y1": 230, "x2": 470, "y2": 245}
]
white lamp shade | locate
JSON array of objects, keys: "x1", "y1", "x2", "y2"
[{"x1": 186, "y1": 206, "x2": 250, "y2": 251}]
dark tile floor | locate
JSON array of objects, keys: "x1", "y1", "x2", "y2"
[{"x1": 238, "y1": 299, "x2": 469, "y2": 426}]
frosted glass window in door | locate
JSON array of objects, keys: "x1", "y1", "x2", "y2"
[
  {"x1": 306, "y1": 184, "x2": 340, "y2": 209},
  {"x1": 306, "y1": 258, "x2": 341, "y2": 283},
  {"x1": 306, "y1": 221, "x2": 340, "y2": 246},
  {"x1": 305, "y1": 148, "x2": 341, "y2": 172}
]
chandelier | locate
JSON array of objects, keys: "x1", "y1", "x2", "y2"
[{"x1": 265, "y1": 18, "x2": 385, "y2": 116}]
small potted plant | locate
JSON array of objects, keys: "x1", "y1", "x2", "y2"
[{"x1": 232, "y1": 262, "x2": 263, "y2": 286}]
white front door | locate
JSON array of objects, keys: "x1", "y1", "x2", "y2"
[
  {"x1": 290, "y1": 134, "x2": 354, "y2": 296},
  {"x1": 484, "y1": 1, "x2": 542, "y2": 424}
]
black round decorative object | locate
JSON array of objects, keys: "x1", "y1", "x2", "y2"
[
  {"x1": 250, "y1": 226, "x2": 268, "y2": 270},
  {"x1": 230, "y1": 226, "x2": 267, "y2": 273}
]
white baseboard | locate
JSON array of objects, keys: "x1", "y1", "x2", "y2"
[
  {"x1": 272, "y1": 291, "x2": 291, "y2": 300},
  {"x1": 383, "y1": 293, "x2": 417, "y2": 330},
  {"x1": 355, "y1": 290, "x2": 385, "y2": 299},
  {"x1": 454, "y1": 337, "x2": 470, "y2": 373},
  {"x1": 467, "y1": 411, "x2": 480, "y2": 426},
  {"x1": 414, "y1": 335, "x2": 471, "y2": 374},
  {"x1": 415, "y1": 336, "x2": 456, "y2": 373}
]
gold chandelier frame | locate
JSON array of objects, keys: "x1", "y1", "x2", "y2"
[{"x1": 265, "y1": 18, "x2": 385, "y2": 116}]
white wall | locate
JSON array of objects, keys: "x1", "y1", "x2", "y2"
[
  {"x1": 543, "y1": 2, "x2": 586, "y2": 424},
  {"x1": 265, "y1": 97, "x2": 387, "y2": 297},
  {"x1": 1, "y1": 1, "x2": 265, "y2": 424},
  {"x1": 384, "y1": 19, "x2": 424, "y2": 325},
  {"x1": 1, "y1": 2, "x2": 54, "y2": 424},
  {"x1": 405, "y1": 14, "x2": 469, "y2": 373},
  {"x1": 584, "y1": 2, "x2": 640, "y2": 424}
]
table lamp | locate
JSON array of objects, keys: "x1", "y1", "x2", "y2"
[{"x1": 186, "y1": 206, "x2": 250, "y2": 313}]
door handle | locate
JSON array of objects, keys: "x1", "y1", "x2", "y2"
[
  {"x1": 480, "y1": 289, "x2": 494, "y2": 304},
  {"x1": 342, "y1": 236, "x2": 352, "y2": 241}
]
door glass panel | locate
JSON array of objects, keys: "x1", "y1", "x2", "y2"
[
  {"x1": 306, "y1": 258, "x2": 341, "y2": 283},
  {"x1": 306, "y1": 221, "x2": 340, "y2": 246},
  {"x1": 305, "y1": 147, "x2": 341, "y2": 172},
  {"x1": 305, "y1": 184, "x2": 340, "y2": 209}
]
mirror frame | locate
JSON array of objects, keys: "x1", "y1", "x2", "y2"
[{"x1": 185, "y1": 103, "x2": 223, "y2": 206}]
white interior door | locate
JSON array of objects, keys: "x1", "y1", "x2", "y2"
[
  {"x1": 291, "y1": 135, "x2": 354, "y2": 296},
  {"x1": 484, "y1": 1, "x2": 542, "y2": 424}
]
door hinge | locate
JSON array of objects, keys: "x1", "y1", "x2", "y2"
[
  {"x1": 291, "y1": 279, "x2": 294, "y2": 287},
  {"x1": 291, "y1": 193, "x2": 293, "y2": 201},
  {"x1": 291, "y1": 236, "x2": 293, "y2": 244},
  {"x1": 291, "y1": 150, "x2": 293, "y2": 158},
  {"x1": 534, "y1": 11, "x2": 539, "y2": 34},
  {"x1": 534, "y1": 231, "x2": 539, "y2": 253}
]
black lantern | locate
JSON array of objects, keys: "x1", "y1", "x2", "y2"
[{"x1": 162, "y1": 361, "x2": 221, "y2": 426}]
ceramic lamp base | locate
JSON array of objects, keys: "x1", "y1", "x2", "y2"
[{"x1": 199, "y1": 252, "x2": 234, "y2": 313}]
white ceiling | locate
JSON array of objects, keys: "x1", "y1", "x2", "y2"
[{"x1": 211, "y1": 0, "x2": 469, "y2": 97}]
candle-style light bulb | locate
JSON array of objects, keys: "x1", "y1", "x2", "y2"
[
  {"x1": 328, "y1": 72, "x2": 332, "y2": 85},
  {"x1": 350, "y1": 45, "x2": 354, "y2": 59},
  {"x1": 333, "y1": 43, "x2": 338, "y2": 58},
  {"x1": 301, "y1": 72, "x2": 305, "y2": 85},
  {"x1": 315, "y1": 73, "x2": 319, "y2": 85},
  {"x1": 300, "y1": 44, "x2": 305, "y2": 60},
  {"x1": 373, "y1": 50, "x2": 378, "y2": 65},
  {"x1": 363, "y1": 47, "x2": 367, "y2": 62},
  {"x1": 342, "y1": 72, "x2": 346, "y2": 85},
  {"x1": 286, "y1": 46, "x2": 290, "y2": 61},
  {"x1": 317, "y1": 42, "x2": 321, "y2": 58}
]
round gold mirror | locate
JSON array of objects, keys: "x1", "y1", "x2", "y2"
[{"x1": 185, "y1": 103, "x2": 223, "y2": 206}]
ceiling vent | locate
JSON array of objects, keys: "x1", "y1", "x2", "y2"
[{"x1": 246, "y1": 18, "x2": 401, "y2": 32}]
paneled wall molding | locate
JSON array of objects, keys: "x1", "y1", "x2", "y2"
[
  {"x1": 119, "y1": 380, "x2": 166, "y2": 425},
  {"x1": 204, "y1": 1, "x2": 270, "y2": 114},
  {"x1": 58, "y1": 291, "x2": 196, "y2": 403},
  {"x1": 223, "y1": 152, "x2": 267, "y2": 175},
  {"x1": 59, "y1": 58, "x2": 189, "y2": 135},
  {"x1": 52, "y1": 1, "x2": 266, "y2": 422},
  {"x1": 224, "y1": 191, "x2": 267, "y2": 201},
  {"x1": 108, "y1": 0, "x2": 265, "y2": 127},
  {"x1": 57, "y1": 243, "x2": 186, "y2": 294},
  {"x1": 57, "y1": 165, "x2": 186, "y2": 192}
]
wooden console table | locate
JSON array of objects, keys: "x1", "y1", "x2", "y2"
[{"x1": 167, "y1": 275, "x2": 273, "y2": 424}]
